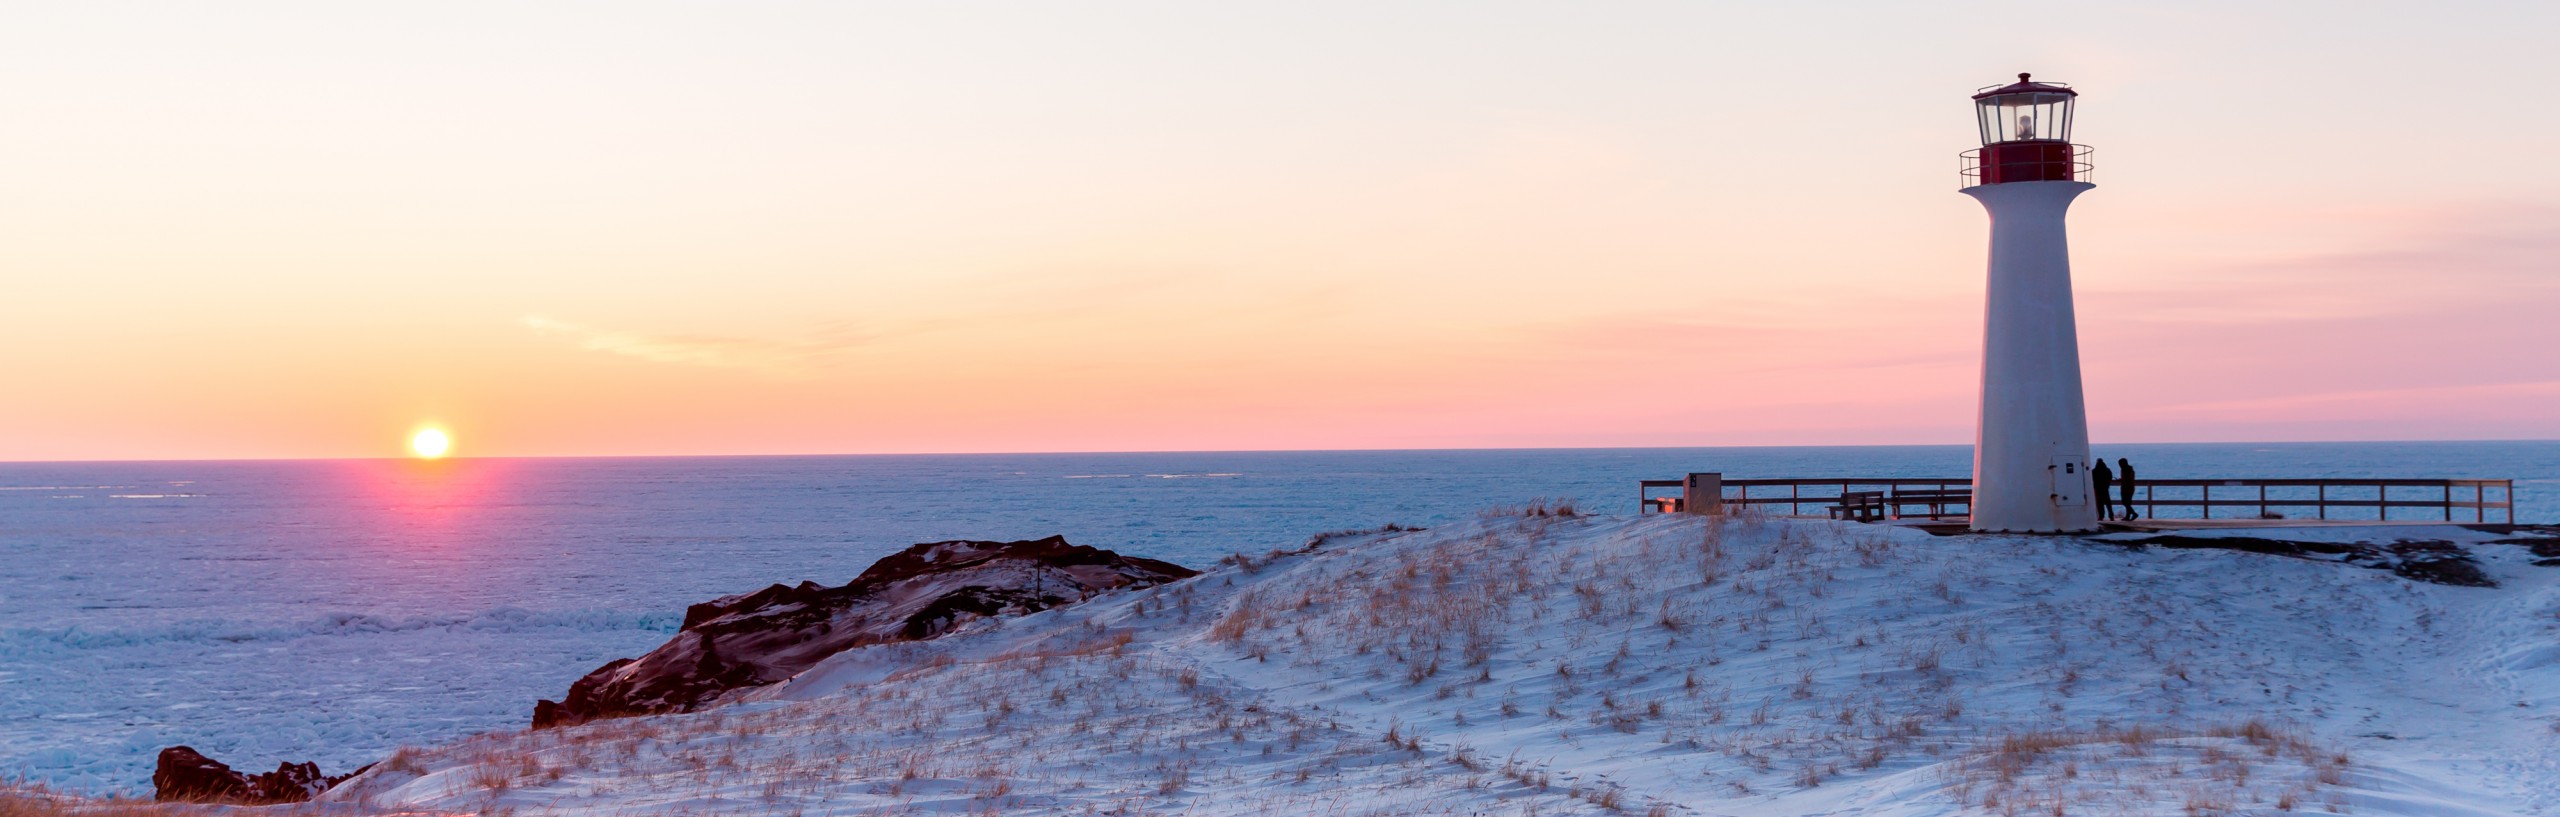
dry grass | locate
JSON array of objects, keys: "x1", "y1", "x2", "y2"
[
  {"x1": 215, "y1": 509, "x2": 2414, "y2": 817},
  {"x1": 1482, "y1": 498, "x2": 1582, "y2": 519},
  {"x1": 1194, "y1": 512, "x2": 1986, "y2": 805},
  {"x1": 319, "y1": 580, "x2": 1606, "y2": 815},
  {"x1": 1303, "y1": 523, "x2": 1423, "y2": 550},
  {"x1": 0, "y1": 788, "x2": 158, "y2": 817},
  {"x1": 0, "y1": 784, "x2": 380, "y2": 817},
  {"x1": 1942, "y1": 719, "x2": 2349, "y2": 816}
]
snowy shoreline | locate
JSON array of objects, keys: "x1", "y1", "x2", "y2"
[
  {"x1": 270, "y1": 513, "x2": 2559, "y2": 815},
  {"x1": 10, "y1": 445, "x2": 2552, "y2": 799}
]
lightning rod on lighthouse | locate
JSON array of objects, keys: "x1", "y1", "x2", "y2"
[{"x1": 1961, "y1": 73, "x2": 2099, "y2": 533}]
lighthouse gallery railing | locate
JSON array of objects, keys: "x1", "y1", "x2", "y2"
[{"x1": 1959, "y1": 144, "x2": 2095, "y2": 188}]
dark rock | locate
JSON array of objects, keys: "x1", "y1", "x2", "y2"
[
  {"x1": 154, "y1": 746, "x2": 249, "y2": 803},
  {"x1": 534, "y1": 535, "x2": 1195, "y2": 729},
  {"x1": 2393, "y1": 556, "x2": 2495, "y2": 587},
  {"x1": 153, "y1": 745, "x2": 366, "y2": 804},
  {"x1": 2137, "y1": 535, "x2": 2361, "y2": 557},
  {"x1": 2112, "y1": 535, "x2": 2497, "y2": 588},
  {"x1": 2474, "y1": 525, "x2": 2560, "y2": 555},
  {"x1": 2387, "y1": 541, "x2": 2496, "y2": 587}
]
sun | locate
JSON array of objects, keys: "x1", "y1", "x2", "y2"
[{"x1": 409, "y1": 428, "x2": 452, "y2": 459}]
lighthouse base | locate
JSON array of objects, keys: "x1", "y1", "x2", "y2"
[{"x1": 1963, "y1": 180, "x2": 2099, "y2": 535}]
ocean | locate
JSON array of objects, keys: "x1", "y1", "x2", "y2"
[{"x1": 2, "y1": 441, "x2": 2551, "y2": 794}]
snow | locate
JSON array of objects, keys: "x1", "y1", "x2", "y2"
[
  {"x1": 9, "y1": 446, "x2": 2551, "y2": 797},
  {"x1": 328, "y1": 514, "x2": 2560, "y2": 815}
]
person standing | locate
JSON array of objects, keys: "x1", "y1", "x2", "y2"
[
  {"x1": 2116, "y1": 457, "x2": 2139, "y2": 521},
  {"x1": 2090, "y1": 458, "x2": 2115, "y2": 521}
]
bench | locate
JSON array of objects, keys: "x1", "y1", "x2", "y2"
[
  {"x1": 1829, "y1": 491, "x2": 1886, "y2": 522},
  {"x1": 1646, "y1": 496, "x2": 1684, "y2": 514},
  {"x1": 1890, "y1": 488, "x2": 1972, "y2": 520}
]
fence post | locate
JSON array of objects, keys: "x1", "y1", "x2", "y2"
[{"x1": 1683, "y1": 472, "x2": 1725, "y2": 517}]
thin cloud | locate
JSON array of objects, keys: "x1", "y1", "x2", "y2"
[
  {"x1": 2093, "y1": 204, "x2": 2560, "y2": 325},
  {"x1": 2138, "y1": 379, "x2": 2560, "y2": 416},
  {"x1": 522, "y1": 316, "x2": 871, "y2": 377},
  {"x1": 512, "y1": 270, "x2": 1243, "y2": 379}
]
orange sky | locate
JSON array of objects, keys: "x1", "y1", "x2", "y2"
[{"x1": 5, "y1": 2, "x2": 2556, "y2": 460}]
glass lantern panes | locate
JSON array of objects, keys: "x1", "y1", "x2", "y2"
[{"x1": 1975, "y1": 91, "x2": 2074, "y2": 145}]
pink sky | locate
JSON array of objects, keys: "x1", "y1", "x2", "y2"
[{"x1": 4, "y1": 2, "x2": 2555, "y2": 460}]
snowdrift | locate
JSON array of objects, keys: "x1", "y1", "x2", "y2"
[{"x1": 326, "y1": 513, "x2": 2560, "y2": 816}]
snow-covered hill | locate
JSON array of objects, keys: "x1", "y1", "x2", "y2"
[{"x1": 325, "y1": 512, "x2": 2560, "y2": 816}]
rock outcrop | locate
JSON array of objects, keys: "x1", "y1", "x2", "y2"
[
  {"x1": 533, "y1": 535, "x2": 1195, "y2": 729},
  {"x1": 153, "y1": 745, "x2": 364, "y2": 804}
]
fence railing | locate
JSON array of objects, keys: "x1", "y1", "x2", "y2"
[
  {"x1": 2114, "y1": 479, "x2": 2513, "y2": 524},
  {"x1": 1639, "y1": 476, "x2": 2515, "y2": 524},
  {"x1": 1733, "y1": 478, "x2": 1973, "y2": 518},
  {"x1": 1639, "y1": 477, "x2": 1972, "y2": 518}
]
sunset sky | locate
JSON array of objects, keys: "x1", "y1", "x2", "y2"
[{"x1": 6, "y1": 1, "x2": 2556, "y2": 460}]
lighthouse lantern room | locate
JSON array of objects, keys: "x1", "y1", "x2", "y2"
[
  {"x1": 1967, "y1": 74, "x2": 2089, "y2": 185},
  {"x1": 1961, "y1": 72, "x2": 2099, "y2": 534}
]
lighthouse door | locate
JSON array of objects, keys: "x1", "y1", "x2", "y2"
[{"x1": 2050, "y1": 452, "x2": 2087, "y2": 507}]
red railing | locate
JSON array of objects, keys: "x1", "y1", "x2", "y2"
[{"x1": 1960, "y1": 143, "x2": 2094, "y2": 188}]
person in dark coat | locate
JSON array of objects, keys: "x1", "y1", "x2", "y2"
[
  {"x1": 2090, "y1": 458, "x2": 2115, "y2": 521},
  {"x1": 2116, "y1": 458, "x2": 2139, "y2": 521}
]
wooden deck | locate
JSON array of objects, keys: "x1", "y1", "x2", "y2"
[
  {"x1": 1909, "y1": 518, "x2": 2505, "y2": 538},
  {"x1": 2098, "y1": 518, "x2": 2482, "y2": 532}
]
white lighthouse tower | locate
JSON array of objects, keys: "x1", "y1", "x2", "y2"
[{"x1": 1962, "y1": 73, "x2": 2098, "y2": 533}]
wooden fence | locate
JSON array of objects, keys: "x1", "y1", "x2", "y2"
[
  {"x1": 1640, "y1": 476, "x2": 2515, "y2": 524},
  {"x1": 2115, "y1": 478, "x2": 2513, "y2": 524}
]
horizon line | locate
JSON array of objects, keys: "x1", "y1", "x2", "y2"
[{"x1": 6, "y1": 436, "x2": 2556, "y2": 466}]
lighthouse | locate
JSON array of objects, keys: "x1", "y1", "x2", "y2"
[{"x1": 1962, "y1": 73, "x2": 2098, "y2": 533}]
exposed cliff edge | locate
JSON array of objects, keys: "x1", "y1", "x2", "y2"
[{"x1": 531, "y1": 535, "x2": 1196, "y2": 729}]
